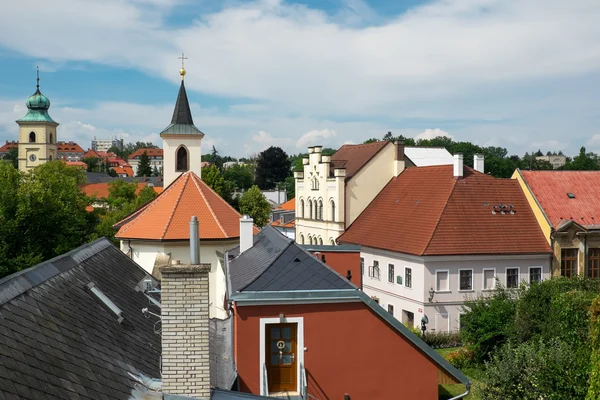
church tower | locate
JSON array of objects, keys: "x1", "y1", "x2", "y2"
[
  {"x1": 160, "y1": 55, "x2": 205, "y2": 188},
  {"x1": 16, "y1": 68, "x2": 58, "y2": 172}
]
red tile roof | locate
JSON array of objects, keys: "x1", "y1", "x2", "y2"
[
  {"x1": 271, "y1": 219, "x2": 296, "y2": 228},
  {"x1": 83, "y1": 149, "x2": 101, "y2": 159},
  {"x1": 276, "y1": 198, "x2": 295, "y2": 211},
  {"x1": 83, "y1": 182, "x2": 149, "y2": 199},
  {"x1": 112, "y1": 167, "x2": 127, "y2": 175},
  {"x1": 66, "y1": 161, "x2": 87, "y2": 169},
  {"x1": 57, "y1": 142, "x2": 85, "y2": 153},
  {"x1": 115, "y1": 171, "x2": 257, "y2": 240},
  {"x1": 123, "y1": 166, "x2": 134, "y2": 177},
  {"x1": 339, "y1": 165, "x2": 550, "y2": 256},
  {"x1": 0, "y1": 141, "x2": 18, "y2": 153},
  {"x1": 331, "y1": 141, "x2": 388, "y2": 179},
  {"x1": 518, "y1": 170, "x2": 600, "y2": 229},
  {"x1": 128, "y1": 148, "x2": 163, "y2": 160}
]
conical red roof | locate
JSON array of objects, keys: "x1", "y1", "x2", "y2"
[{"x1": 115, "y1": 171, "x2": 250, "y2": 240}]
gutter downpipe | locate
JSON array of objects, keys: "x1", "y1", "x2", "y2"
[
  {"x1": 448, "y1": 383, "x2": 471, "y2": 400},
  {"x1": 128, "y1": 240, "x2": 133, "y2": 259}
]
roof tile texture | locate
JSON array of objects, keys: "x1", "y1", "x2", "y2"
[
  {"x1": 116, "y1": 171, "x2": 252, "y2": 240},
  {"x1": 128, "y1": 148, "x2": 163, "y2": 159},
  {"x1": 520, "y1": 170, "x2": 600, "y2": 228},
  {"x1": 339, "y1": 165, "x2": 550, "y2": 255},
  {"x1": 331, "y1": 141, "x2": 388, "y2": 179}
]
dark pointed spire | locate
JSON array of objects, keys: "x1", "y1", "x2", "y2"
[
  {"x1": 170, "y1": 81, "x2": 194, "y2": 126},
  {"x1": 36, "y1": 66, "x2": 40, "y2": 90}
]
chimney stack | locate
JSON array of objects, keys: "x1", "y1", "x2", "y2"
[
  {"x1": 239, "y1": 215, "x2": 254, "y2": 253},
  {"x1": 394, "y1": 140, "x2": 406, "y2": 176},
  {"x1": 474, "y1": 154, "x2": 485, "y2": 173},
  {"x1": 160, "y1": 262, "x2": 211, "y2": 397},
  {"x1": 453, "y1": 153, "x2": 464, "y2": 178},
  {"x1": 190, "y1": 216, "x2": 199, "y2": 264}
]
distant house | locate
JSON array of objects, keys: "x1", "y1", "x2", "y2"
[
  {"x1": 294, "y1": 141, "x2": 455, "y2": 246},
  {"x1": 128, "y1": 148, "x2": 163, "y2": 176},
  {"x1": 0, "y1": 140, "x2": 18, "y2": 156},
  {"x1": 57, "y1": 141, "x2": 85, "y2": 161},
  {"x1": 226, "y1": 226, "x2": 470, "y2": 399},
  {"x1": 338, "y1": 155, "x2": 551, "y2": 332},
  {"x1": 513, "y1": 169, "x2": 600, "y2": 277},
  {"x1": 270, "y1": 198, "x2": 295, "y2": 239},
  {"x1": 535, "y1": 154, "x2": 567, "y2": 169}
]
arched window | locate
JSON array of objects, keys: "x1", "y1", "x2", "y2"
[
  {"x1": 330, "y1": 199, "x2": 336, "y2": 222},
  {"x1": 29, "y1": 131, "x2": 36, "y2": 143},
  {"x1": 311, "y1": 176, "x2": 319, "y2": 190},
  {"x1": 308, "y1": 235, "x2": 313, "y2": 245},
  {"x1": 318, "y1": 199, "x2": 323, "y2": 221},
  {"x1": 318, "y1": 237, "x2": 323, "y2": 245},
  {"x1": 330, "y1": 238, "x2": 335, "y2": 245},
  {"x1": 300, "y1": 199, "x2": 305, "y2": 218},
  {"x1": 49, "y1": 133, "x2": 53, "y2": 144},
  {"x1": 48, "y1": 155, "x2": 52, "y2": 161},
  {"x1": 309, "y1": 200, "x2": 313, "y2": 219},
  {"x1": 176, "y1": 146, "x2": 188, "y2": 172},
  {"x1": 299, "y1": 234, "x2": 304, "y2": 244}
]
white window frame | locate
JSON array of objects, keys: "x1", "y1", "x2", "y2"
[
  {"x1": 435, "y1": 269, "x2": 451, "y2": 292},
  {"x1": 387, "y1": 303, "x2": 394, "y2": 316},
  {"x1": 458, "y1": 268, "x2": 474, "y2": 292},
  {"x1": 528, "y1": 266, "x2": 543, "y2": 284},
  {"x1": 370, "y1": 260, "x2": 380, "y2": 280},
  {"x1": 482, "y1": 268, "x2": 496, "y2": 291},
  {"x1": 435, "y1": 313, "x2": 450, "y2": 333},
  {"x1": 388, "y1": 263, "x2": 395, "y2": 283},
  {"x1": 404, "y1": 267, "x2": 412, "y2": 288},
  {"x1": 259, "y1": 317, "x2": 305, "y2": 396},
  {"x1": 506, "y1": 267, "x2": 520, "y2": 289},
  {"x1": 457, "y1": 312, "x2": 466, "y2": 331}
]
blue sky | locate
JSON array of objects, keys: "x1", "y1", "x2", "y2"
[{"x1": 1, "y1": 0, "x2": 599, "y2": 158}]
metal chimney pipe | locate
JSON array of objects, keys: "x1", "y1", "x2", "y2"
[{"x1": 190, "y1": 216, "x2": 199, "y2": 264}]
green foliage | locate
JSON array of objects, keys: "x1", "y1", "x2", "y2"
[
  {"x1": 108, "y1": 168, "x2": 118, "y2": 177},
  {"x1": 203, "y1": 165, "x2": 227, "y2": 197},
  {"x1": 284, "y1": 176, "x2": 295, "y2": 200},
  {"x1": 481, "y1": 339, "x2": 590, "y2": 400},
  {"x1": 202, "y1": 146, "x2": 235, "y2": 170},
  {"x1": 2, "y1": 147, "x2": 18, "y2": 169},
  {"x1": 152, "y1": 165, "x2": 160, "y2": 177},
  {"x1": 563, "y1": 146, "x2": 600, "y2": 170},
  {"x1": 109, "y1": 141, "x2": 157, "y2": 161},
  {"x1": 447, "y1": 347, "x2": 475, "y2": 369},
  {"x1": 587, "y1": 296, "x2": 600, "y2": 400},
  {"x1": 81, "y1": 156, "x2": 100, "y2": 172},
  {"x1": 0, "y1": 161, "x2": 96, "y2": 279},
  {"x1": 460, "y1": 285, "x2": 519, "y2": 362},
  {"x1": 254, "y1": 146, "x2": 291, "y2": 189},
  {"x1": 223, "y1": 164, "x2": 254, "y2": 190},
  {"x1": 136, "y1": 151, "x2": 153, "y2": 177},
  {"x1": 239, "y1": 185, "x2": 271, "y2": 227},
  {"x1": 422, "y1": 330, "x2": 462, "y2": 349},
  {"x1": 106, "y1": 180, "x2": 137, "y2": 210}
]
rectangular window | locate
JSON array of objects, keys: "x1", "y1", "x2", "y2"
[
  {"x1": 483, "y1": 269, "x2": 495, "y2": 290},
  {"x1": 561, "y1": 249, "x2": 578, "y2": 278},
  {"x1": 360, "y1": 257, "x2": 364, "y2": 276},
  {"x1": 388, "y1": 264, "x2": 395, "y2": 283},
  {"x1": 506, "y1": 268, "x2": 519, "y2": 288},
  {"x1": 529, "y1": 267, "x2": 542, "y2": 284},
  {"x1": 387, "y1": 304, "x2": 394, "y2": 316},
  {"x1": 436, "y1": 270, "x2": 449, "y2": 291},
  {"x1": 589, "y1": 249, "x2": 600, "y2": 278},
  {"x1": 405, "y1": 268, "x2": 412, "y2": 288},
  {"x1": 459, "y1": 270, "x2": 473, "y2": 291},
  {"x1": 372, "y1": 260, "x2": 380, "y2": 280}
]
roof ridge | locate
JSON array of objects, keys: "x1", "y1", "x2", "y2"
[
  {"x1": 421, "y1": 176, "x2": 459, "y2": 255},
  {"x1": 296, "y1": 243, "x2": 359, "y2": 290},
  {"x1": 161, "y1": 172, "x2": 189, "y2": 239},
  {"x1": 192, "y1": 173, "x2": 229, "y2": 238}
]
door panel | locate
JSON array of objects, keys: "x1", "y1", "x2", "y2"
[{"x1": 266, "y1": 323, "x2": 297, "y2": 392}]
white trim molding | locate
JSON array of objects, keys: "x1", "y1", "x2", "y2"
[
  {"x1": 259, "y1": 316, "x2": 305, "y2": 396},
  {"x1": 435, "y1": 269, "x2": 450, "y2": 292},
  {"x1": 482, "y1": 268, "x2": 496, "y2": 291}
]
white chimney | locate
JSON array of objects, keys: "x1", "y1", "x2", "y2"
[
  {"x1": 160, "y1": 262, "x2": 211, "y2": 397},
  {"x1": 453, "y1": 153, "x2": 464, "y2": 178},
  {"x1": 474, "y1": 154, "x2": 485, "y2": 173},
  {"x1": 240, "y1": 215, "x2": 254, "y2": 253}
]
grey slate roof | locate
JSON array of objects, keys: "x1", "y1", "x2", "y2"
[
  {"x1": 160, "y1": 81, "x2": 204, "y2": 136},
  {"x1": 0, "y1": 238, "x2": 162, "y2": 400},
  {"x1": 228, "y1": 226, "x2": 356, "y2": 293}
]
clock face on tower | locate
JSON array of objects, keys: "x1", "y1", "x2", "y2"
[{"x1": 29, "y1": 154, "x2": 37, "y2": 162}]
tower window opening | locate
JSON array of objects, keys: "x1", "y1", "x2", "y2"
[
  {"x1": 176, "y1": 146, "x2": 188, "y2": 172},
  {"x1": 29, "y1": 131, "x2": 36, "y2": 143}
]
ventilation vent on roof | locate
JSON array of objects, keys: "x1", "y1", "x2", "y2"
[
  {"x1": 85, "y1": 282, "x2": 124, "y2": 323},
  {"x1": 567, "y1": 193, "x2": 576, "y2": 199}
]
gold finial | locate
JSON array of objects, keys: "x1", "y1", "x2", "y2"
[{"x1": 178, "y1": 53, "x2": 188, "y2": 80}]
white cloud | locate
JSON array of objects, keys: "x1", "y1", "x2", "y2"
[
  {"x1": 296, "y1": 129, "x2": 337, "y2": 149},
  {"x1": 414, "y1": 128, "x2": 453, "y2": 140}
]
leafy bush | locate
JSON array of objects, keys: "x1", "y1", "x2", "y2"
[
  {"x1": 587, "y1": 296, "x2": 600, "y2": 400},
  {"x1": 481, "y1": 339, "x2": 589, "y2": 400},
  {"x1": 446, "y1": 347, "x2": 474, "y2": 369},
  {"x1": 404, "y1": 322, "x2": 423, "y2": 338},
  {"x1": 422, "y1": 330, "x2": 462, "y2": 349},
  {"x1": 460, "y1": 284, "x2": 519, "y2": 362}
]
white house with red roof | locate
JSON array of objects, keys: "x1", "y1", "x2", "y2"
[
  {"x1": 338, "y1": 155, "x2": 551, "y2": 332},
  {"x1": 128, "y1": 148, "x2": 163, "y2": 176}
]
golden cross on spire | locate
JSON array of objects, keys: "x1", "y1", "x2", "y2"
[{"x1": 179, "y1": 53, "x2": 188, "y2": 81}]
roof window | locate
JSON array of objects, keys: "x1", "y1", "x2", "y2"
[
  {"x1": 85, "y1": 282, "x2": 124, "y2": 323},
  {"x1": 567, "y1": 193, "x2": 576, "y2": 199}
]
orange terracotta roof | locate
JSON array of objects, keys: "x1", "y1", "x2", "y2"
[
  {"x1": 82, "y1": 182, "x2": 149, "y2": 199},
  {"x1": 331, "y1": 141, "x2": 388, "y2": 179},
  {"x1": 115, "y1": 171, "x2": 257, "y2": 240},
  {"x1": 112, "y1": 167, "x2": 127, "y2": 175},
  {"x1": 83, "y1": 149, "x2": 101, "y2": 159},
  {"x1": 129, "y1": 148, "x2": 163, "y2": 159},
  {"x1": 339, "y1": 165, "x2": 550, "y2": 256},
  {"x1": 57, "y1": 142, "x2": 85, "y2": 153},
  {"x1": 153, "y1": 187, "x2": 164, "y2": 194},
  {"x1": 66, "y1": 161, "x2": 87, "y2": 168},
  {"x1": 0, "y1": 141, "x2": 18, "y2": 152},
  {"x1": 518, "y1": 170, "x2": 600, "y2": 229},
  {"x1": 123, "y1": 166, "x2": 134, "y2": 177},
  {"x1": 276, "y1": 198, "x2": 295, "y2": 211},
  {"x1": 271, "y1": 219, "x2": 296, "y2": 228}
]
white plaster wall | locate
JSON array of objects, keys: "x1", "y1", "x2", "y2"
[
  {"x1": 120, "y1": 238, "x2": 238, "y2": 320},
  {"x1": 162, "y1": 134, "x2": 203, "y2": 187}
]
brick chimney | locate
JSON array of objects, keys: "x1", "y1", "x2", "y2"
[
  {"x1": 159, "y1": 216, "x2": 211, "y2": 397},
  {"x1": 474, "y1": 154, "x2": 485, "y2": 173},
  {"x1": 394, "y1": 140, "x2": 405, "y2": 176},
  {"x1": 239, "y1": 215, "x2": 254, "y2": 253},
  {"x1": 453, "y1": 153, "x2": 464, "y2": 178}
]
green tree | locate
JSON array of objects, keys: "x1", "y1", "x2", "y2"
[
  {"x1": 255, "y1": 146, "x2": 291, "y2": 189},
  {"x1": 108, "y1": 168, "x2": 118, "y2": 177},
  {"x1": 563, "y1": 147, "x2": 600, "y2": 170},
  {"x1": 2, "y1": 147, "x2": 18, "y2": 169},
  {"x1": 109, "y1": 141, "x2": 158, "y2": 161},
  {"x1": 203, "y1": 165, "x2": 227, "y2": 198},
  {"x1": 136, "y1": 151, "x2": 153, "y2": 177},
  {"x1": 81, "y1": 156, "x2": 100, "y2": 172},
  {"x1": 284, "y1": 176, "x2": 295, "y2": 200},
  {"x1": 106, "y1": 180, "x2": 137, "y2": 210},
  {"x1": 239, "y1": 185, "x2": 271, "y2": 227},
  {"x1": 223, "y1": 164, "x2": 254, "y2": 191},
  {"x1": 152, "y1": 165, "x2": 160, "y2": 177}
]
